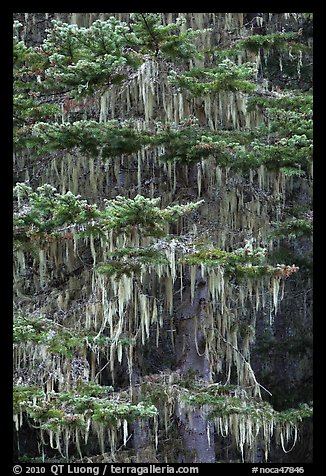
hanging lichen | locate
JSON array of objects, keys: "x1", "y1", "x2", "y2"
[{"x1": 13, "y1": 11, "x2": 312, "y2": 464}]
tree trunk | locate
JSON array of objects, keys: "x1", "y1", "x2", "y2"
[{"x1": 175, "y1": 269, "x2": 215, "y2": 462}]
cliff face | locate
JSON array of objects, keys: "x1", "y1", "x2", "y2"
[{"x1": 13, "y1": 13, "x2": 312, "y2": 463}]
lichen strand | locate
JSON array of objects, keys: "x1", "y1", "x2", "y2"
[
  {"x1": 13, "y1": 225, "x2": 301, "y2": 460},
  {"x1": 13, "y1": 12, "x2": 312, "y2": 463},
  {"x1": 85, "y1": 158, "x2": 298, "y2": 252},
  {"x1": 139, "y1": 373, "x2": 312, "y2": 463},
  {"x1": 197, "y1": 265, "x2": 288, "y2": 393},
  {"x1": 13, "y1": 384, "x2": 157, "y2": 461},
  {"x1": 13, "y1": 227, "x2": 179, "y2": 391}
]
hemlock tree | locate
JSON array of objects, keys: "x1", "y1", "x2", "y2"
[{"x1": 13, "y1": 13, "x2": 313, "y2": 463}]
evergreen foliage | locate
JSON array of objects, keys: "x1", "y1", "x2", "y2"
[
  {"x1": 270, "y1": 218, "x2": 313, "y2": 240},
  {"x1": 168, "y1": 59, "x2": 257, "y2": 95},
  {"x1": 14, "y1": 120, "x2": 152, "y2": 156},
  {"x1": 130, "y1": 13, "x2": 206, "y2": 60},
  {"x1": 14, "y1": 183, "x2": 203, "y2": 246},
  {"x1": 184, "y1": 246, "x2": 299, "y2": 278},
  {"x1": 236, "y1": 31, "x2": 306, "y2": 54},
  {"x1": 13, "y1": 12, "x2": 313, "y2": 463}
]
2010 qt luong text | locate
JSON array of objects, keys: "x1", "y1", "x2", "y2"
[{"x1": 50, "y1": 465, "x2": 199, "y2": 476}]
